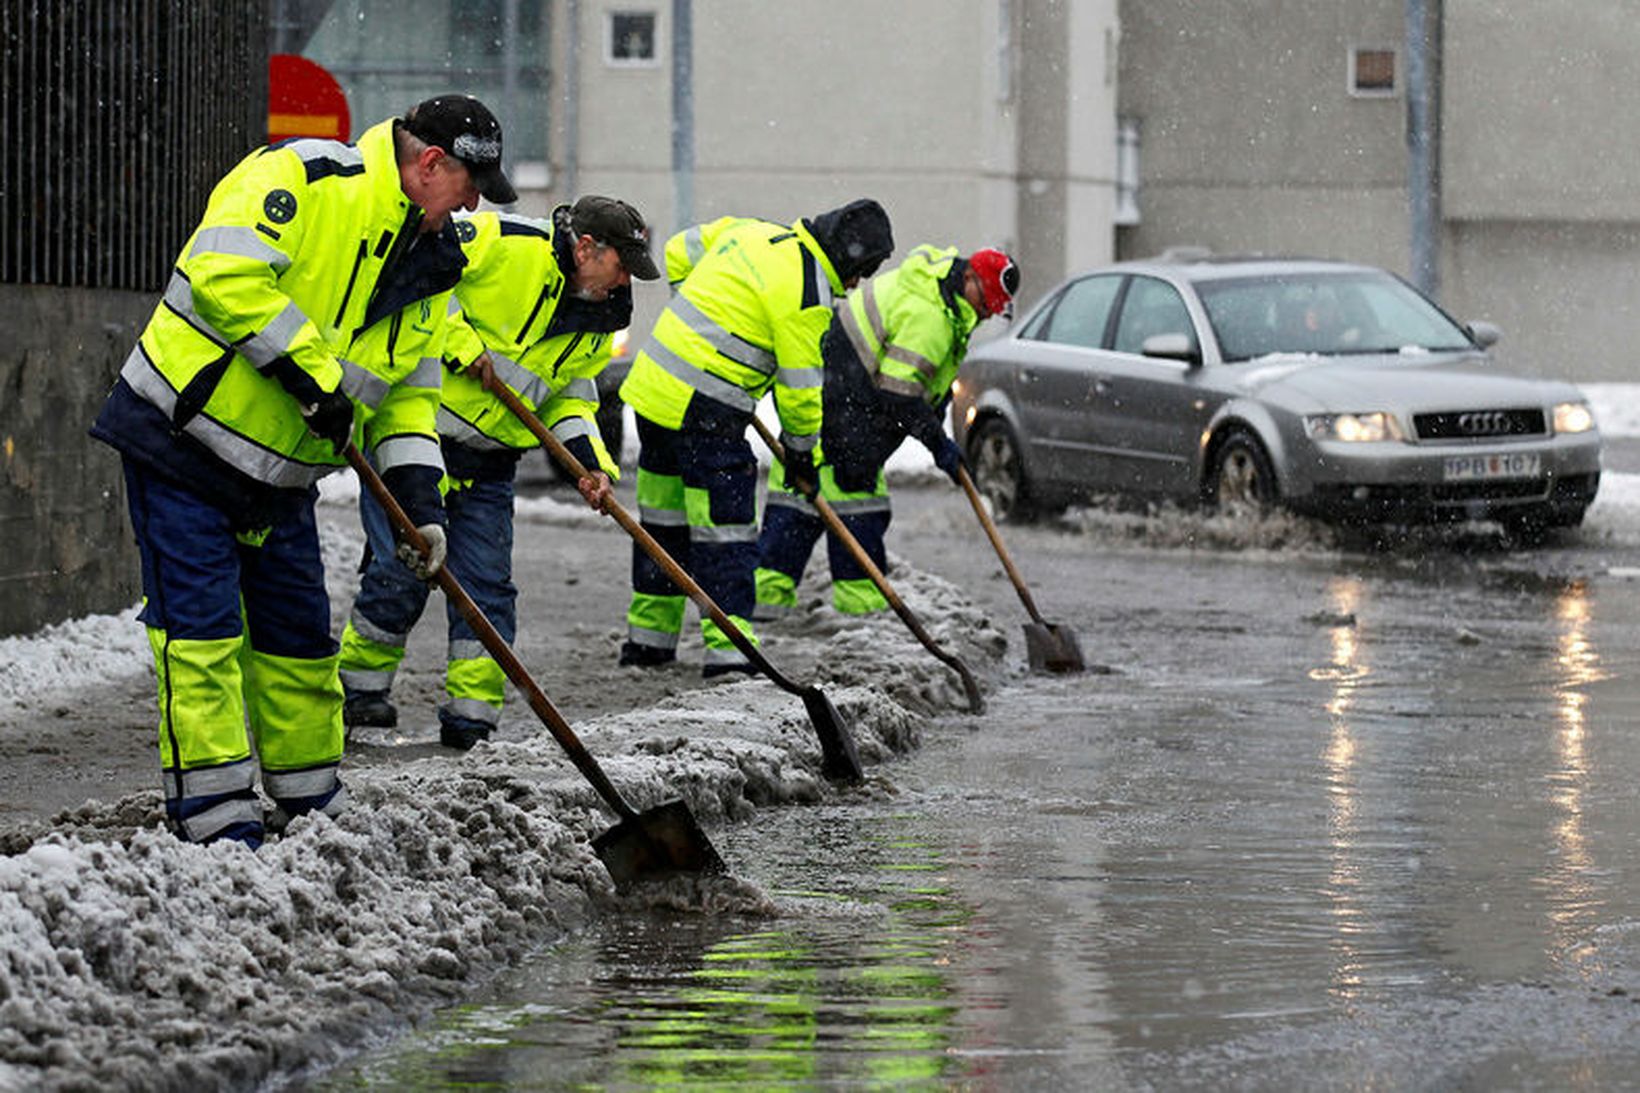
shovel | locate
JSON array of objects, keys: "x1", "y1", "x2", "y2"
[
  {"x1": 344, "y1": 443, "x2": 725, "y2": 890},
  {"x1": 485, "y1": 384, "x2": 864, "y2": 784},
  {"x1": 956, "y1": 465, "x2": 1086, "y2": 673},
  {"x1": 751, "y1": 419, "x2": 984, "y2": 714}
]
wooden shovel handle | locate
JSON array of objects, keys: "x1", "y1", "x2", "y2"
[
  {"x1": 956, "y1": 465, "x2": 1048, "y2": 627},
  {"x1": 485, "y1": 382, "x2": 804, "y2": 696},
  {"x1": 344, "y1": 443, "x2": 636, "y2": 820},
  {"x1": 751, "y1": 420, "x2": 985, "y2": 712}
]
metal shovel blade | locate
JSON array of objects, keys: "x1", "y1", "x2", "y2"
[
  {"x1": 592, "y1": 798, "x2": 727, "y2": 891},
  {"x1": 801, "y1": 687, "x2": 864, "y2": 783},
  {"x1": 1024, "y1": 621, "x2": 1086, "y2": 674}
]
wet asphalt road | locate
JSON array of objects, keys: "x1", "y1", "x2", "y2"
[{"x1": 313, "y1": 469, "x2": 1640, "y2": 1089}]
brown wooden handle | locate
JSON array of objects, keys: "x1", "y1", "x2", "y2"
[
  {"x1": 344, "y1": 443, "x2": 635, "y2": 818},
  {"x1": 486, "y1": 383, "x2": 806, "y2": 697},
  {"x1": 751, "y1": 419, "x2": 985, "y2": 711},
  {"x1": 956, "y1": 464, "x2": 1047, "y2": 626}
]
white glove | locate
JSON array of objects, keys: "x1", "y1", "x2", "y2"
[{"x1": 395, "y1": 523, "x2": 447, "y2": 580}]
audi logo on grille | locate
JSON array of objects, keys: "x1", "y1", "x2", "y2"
[{"x1": 1457, "y1": 411, "x2": 1512, "y2": 436}]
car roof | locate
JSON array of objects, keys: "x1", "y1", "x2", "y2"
[{"x1": 1097, "y1": 250, "x2": 1391, "y2": 285}]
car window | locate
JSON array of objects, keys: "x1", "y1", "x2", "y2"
[
  {"x1": 1197, "y1": 272, "x2": 1473, "y2": 360},
  {"x1": 1112, "y1": 276, "x2": 1194, "y2": 355},
  {"x1": 1026, "y1": 274, "x2": 1122, "y2": 349}
]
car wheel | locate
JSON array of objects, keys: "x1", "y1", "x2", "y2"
[
  {"x1": 1205, "y1": 428, "x2": 1278, "y2": 513},
  {"x1": 968, "y1": 418, "x2": 1040, "y2": 523}
]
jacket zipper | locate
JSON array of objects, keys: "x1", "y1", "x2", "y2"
[
  {"x1": 548, "y1": 332, "x2": 584, "y2": 379},
  {"x1": 334, "y1": 239, "x2": 368, "y2": 328},
  {"x1": 513, "y1": 280, "x2": 554, "y2": 345}
]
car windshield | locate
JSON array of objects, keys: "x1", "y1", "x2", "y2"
[{"x1": 1196, "y1": 271, "x2": 1475, "y2": 362}]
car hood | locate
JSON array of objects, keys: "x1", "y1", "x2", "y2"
[{"x1": 1232, "y1": 351, "x2": 1587, "y2": 413}]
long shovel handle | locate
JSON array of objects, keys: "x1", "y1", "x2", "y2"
[
  {"x1": 751, "y1": 420, "x2": 985, "y2": 713},
  {"x1": 486, "y1": 382, "x2": 805, "y2": 696},
  {"x1": 956, "y1": 464, "x2": 1050, "y2": 627},
  {"x1": 344, "y1": 443, "x2": 637, "y2": 821}
]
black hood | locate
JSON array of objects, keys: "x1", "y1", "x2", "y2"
[{"x1": 804, "y1": 198, "x2": 894, "y2": 282}]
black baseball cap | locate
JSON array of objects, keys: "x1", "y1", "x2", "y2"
[
  {"x1": 401, "y1": 95, "x2": 517, "y2": 205},
  {"x1": 570, "y1": 195, "x2": 661, "y2": 281}
]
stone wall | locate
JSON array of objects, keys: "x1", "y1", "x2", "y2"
[{"x1": 0, "y1": 286, "x2": 153, "y2": 636}]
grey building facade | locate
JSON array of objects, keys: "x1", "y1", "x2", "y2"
[{"x1": 1118, "y1": 0, "x2": 1640, "y2": 383}]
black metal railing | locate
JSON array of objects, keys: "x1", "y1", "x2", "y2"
[{"x1": 1, "y1": 0, "x2": 265, "y2": 292}]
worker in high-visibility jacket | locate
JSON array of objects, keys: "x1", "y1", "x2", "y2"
[
  {"x1": 338, "y1": 196, "x2": 660, "y2": 749},
  {"x1": 755, "y1": 246, "x2": 1019, "y2": 617},
  {"x1": 618, "y1": 199, "x2": 894, "y2": 676},
  {"x1": 89, "y1": 95, "x2": 517, "y2": 848}
]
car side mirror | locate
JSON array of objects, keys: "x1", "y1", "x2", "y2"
[
  {"x1": 1141, "y1": 332, "x2": 1200, "y2": 365},
  {"x1": 1465, "y1": 320, "x2": 1502, "y2": 349}
]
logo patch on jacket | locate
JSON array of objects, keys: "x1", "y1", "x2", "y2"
[
  {"x1": 264, "y1": 189, "x2": 297, "y2": 224},
  {"x1": 455, "y1": 219, "x2": 477, "y2": 243}
]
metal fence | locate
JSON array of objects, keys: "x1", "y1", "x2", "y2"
[{"x1": 0, "y1": 0, "x2": 265, "y2": 292}]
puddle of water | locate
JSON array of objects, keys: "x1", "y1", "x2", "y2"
[{"x1": 295, "y1": 549, "x2": 1640, "y2": 1090}]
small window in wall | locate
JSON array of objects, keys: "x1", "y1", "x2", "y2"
[
  {"x1": 1349, "y1": 46, "x2": 1397, "y2": 97},
  {"x1": 607, "y1": 11, "x2": 659, "y2": 66}
]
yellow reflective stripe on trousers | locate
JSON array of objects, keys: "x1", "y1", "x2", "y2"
[{"x1": 242, "y1": 647, "x2": 343, "y2": 770}]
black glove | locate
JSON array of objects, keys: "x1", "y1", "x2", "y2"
[
  {"x1": 933, "y1": 436, "x2": 965, "y2": 484},
  {"x1": 302, "y1": 388, "x2": 355, "y2": 455},
  {"x1": 784, "y1": 446, "x2": 820, "y2": 500},
  {"x1": 267, "y1": 356, "x2": 354, "y2": 454}
]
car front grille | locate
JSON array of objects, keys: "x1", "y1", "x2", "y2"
[{"x1": 1413, "y1": 408, "x2": 1546, "y2": 441}]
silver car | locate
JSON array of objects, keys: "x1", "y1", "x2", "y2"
[{"x1": 950, "y1": 254, "x2": 1601, "y2": 541}]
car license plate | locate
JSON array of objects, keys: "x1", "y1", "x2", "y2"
[{"x1": 1442, "y1": 452, "x2": 1542, "y2": 481}]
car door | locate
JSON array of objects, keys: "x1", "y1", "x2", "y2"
[
  {"x1": 1096, "y1": 275, "x2": 1209, "y2": 495},
  {"x1": 1008, "y1": 273, "x2": 1125, "y2": 490}
]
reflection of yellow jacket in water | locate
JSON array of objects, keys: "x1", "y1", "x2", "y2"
[{"x1": 437, "y1": 207, "x2": 627, "y2": 481}]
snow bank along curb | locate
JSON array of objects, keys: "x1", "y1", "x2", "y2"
[{"x1": 0, "y1": 564, "x2": 1006, "y2": 1092}]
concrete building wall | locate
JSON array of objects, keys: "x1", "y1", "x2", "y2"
[
  {"x1": 1439, "y1": 2, "x2": 1640, "y2": 380},
  {"x1": 1116, "y1": 0, "x2": 1407, "y2": 268},
  {"x1": 551, "y1": 0, "x2": 1118, "y2": 334},
  {"x1": 0, "y1": 288, "x2": 151, "y2": 636},
  {"x1": 1117, "y1": 0, "x2": 1640, "y2": 383}
]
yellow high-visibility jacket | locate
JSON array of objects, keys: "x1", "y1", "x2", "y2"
[
  {"x1": 437, "y1": 209, "x2": 625, "y2": 479},
  {"x1": 620, "y1": 216, "x2": 843, "y2": 455},
  {"x1": 93, "y1": 119, "x2": 458, "y2": 524}
]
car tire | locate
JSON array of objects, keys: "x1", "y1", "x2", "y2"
[
  {"x1": 968, "y1": 418, "x2": 1041, "y2": 523},
  {"x1": 1205, "y1": 428, "x2": 1279, "y2": 513}
]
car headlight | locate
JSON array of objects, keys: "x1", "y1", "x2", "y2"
[
  {"x1": 1304, "y1": 412, "x2": 1404, "y2": 442},
  {"x1": 1552, "y1": 400, "x2": 1595, "y2": 434}
]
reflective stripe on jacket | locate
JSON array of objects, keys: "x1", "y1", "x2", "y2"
[
  {"x1": 620, "y1": 217, "x2": 841, "y2": 453},
  {"x1": 837, "y1": 244, "x2": 979, "y2": 404},
  {"x1": 105, "y1": 119, "x2": 452, "y2": 494},
  {"x1": 438, "y1": 208, "x2": 626, "y2": 476}
]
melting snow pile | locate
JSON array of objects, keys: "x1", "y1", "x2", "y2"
[{"x1": 0, "y1": 543, "x2": 1006, "y2": 1091}]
